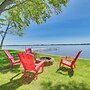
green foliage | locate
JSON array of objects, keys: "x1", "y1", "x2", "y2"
[
  {"x1": 0, "y1": 0, "x2": 4, "y2": 3},
  {"x1": 0, "y1": 0, "x2": 69, "y2": 31},
  {"x1": 48, "y1": 0, "x2": 68, "y2": 14},
  {"x1": 0, "y1": 30, "x2": 4, "y2": 34},
  {"x1": 0, "y1": 18, "x2": 6, "y2": 28}
]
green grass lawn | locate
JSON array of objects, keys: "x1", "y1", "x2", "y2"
[{"x1": 0, "y1": 50, "x2": 90, "y2": 90}]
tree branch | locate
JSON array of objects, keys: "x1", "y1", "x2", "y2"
[
  {"x1": 4, "y1": 0, "x2": 28, "y2": 11},
  {"x1": 0, "y1": 0, "x2": 15, "y2": 14}
]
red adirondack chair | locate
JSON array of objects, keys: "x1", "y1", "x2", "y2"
[
  {"x1": 4, "y1": 50, "x2": 20, "y2": 69},
  {"x1": 25, "y1": 48, "x2": 37, "y2": 59},
  {"x1": 18, "y1": 52, "x2": 44, "y2": 80},
  {"x1": 25, "y1": 48, "x2": 32, "y2": 53},
  {"x1": 59, "y1": 50, "x2": 82, "y2": 72}
]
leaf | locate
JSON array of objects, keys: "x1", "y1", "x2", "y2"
[
  {"x1": 0, "y1": 30, "x2": 4, "y2": 34},
  {"x1": 0, "y1": 18, "x2": 6, "y2": 22}
]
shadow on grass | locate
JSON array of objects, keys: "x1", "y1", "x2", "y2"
[
  {"x1": 56, "y1": 66, "x2": 74, "y2": 77},
  {"x1": 41, "y1": 81, "x2": 90, "y2": 90},
  {"x1": 0, "y1": 78, "x2": 24, "y2": 90},
  {"x1": 0, "y1": 50, "x2": 21, "y2": 73},
  {"x1": 0, "y1": 64, "x2": 21, "y2": 74},
  {"x1": 0, "y1": 72, "x2": 35, "y2": 90}
]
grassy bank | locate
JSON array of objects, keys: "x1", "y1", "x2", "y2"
[{"x1": 0, "y1": 50, "x2": 90, "y2": 90}]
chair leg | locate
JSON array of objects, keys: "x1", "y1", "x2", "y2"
[
  {"x1": 22, "y1": 70, "x2": 26, "y2": 78},
  {"x1": 59, "y1": 61, "x2": 62, "y2": 67},
  {"x1": 42, "y1": 64, "x2": 44, "y2": 72},
  {"x1": 71, "y1": 67, "x2": 74, "y2": 72},
  {"x1": 36, "y1": 71, "x2": 38, "y2": 80},
  {"x1": 74, "y1": 64, "x2": 76, "y2": 68},
  {"x1": 10, "y1": 63, "x2": 13, "y2": 69}
]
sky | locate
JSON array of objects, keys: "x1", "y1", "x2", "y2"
[{"x1": 3, "y1": 0, "x2": 90, "y2": 45}]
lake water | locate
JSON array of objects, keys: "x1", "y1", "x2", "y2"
[{"x1": 2, "y1": 45, "x2": 90, "y2": 60}]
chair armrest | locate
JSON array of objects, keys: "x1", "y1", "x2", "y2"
[
  {"x1": 61, "y1": 58, "x2": 72, "y2": 62},
  {"x1": 35, "y1": 61, "x2": 44, "y2": 71},
  {"x1": 36, "y1": 61, "x2": 44, "y2": 66}
]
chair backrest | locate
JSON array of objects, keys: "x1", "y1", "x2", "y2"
[
  {"x1": 25, "y1": 48, "x2": 32, "y2": 53},
  {"x1": 18, "y1": 52, "x2": 35, "y2": 70},
  {"x1": 71, "y1": 50, "x2": 82, "y2": 65},
  {"x1": 4, "y1": 50, "x2": 15, "y2": 63}
]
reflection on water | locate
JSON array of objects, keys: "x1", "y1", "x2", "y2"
[{"x1": 2, "y1": 45, "x2": 90, "y2": 59}]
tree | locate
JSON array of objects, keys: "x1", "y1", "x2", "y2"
[
  {"x1": 0, "y1": 0, "x2": 68, "y2": 48},
  {"x1": 0, "y1": 17, "x2": 24, "y2": 48}
]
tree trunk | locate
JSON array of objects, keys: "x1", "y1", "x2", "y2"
[
  {"x1": 0, "y1": 0, "x2": 28, "y2": 14},
  {"x1": 0, "y1": 0, "x2": 14, "y2": 14},
  {"x1": 0, "y1": 23, "x2": 10, "y2": 49}
]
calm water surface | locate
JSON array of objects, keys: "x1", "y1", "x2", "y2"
[{"x1": 2, "y1": 45, "x2": 90, "y2": 59}]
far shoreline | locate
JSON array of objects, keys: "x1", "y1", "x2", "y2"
[{"x1": 2, "y1": 43, "x2": 90, "y2": 46}]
